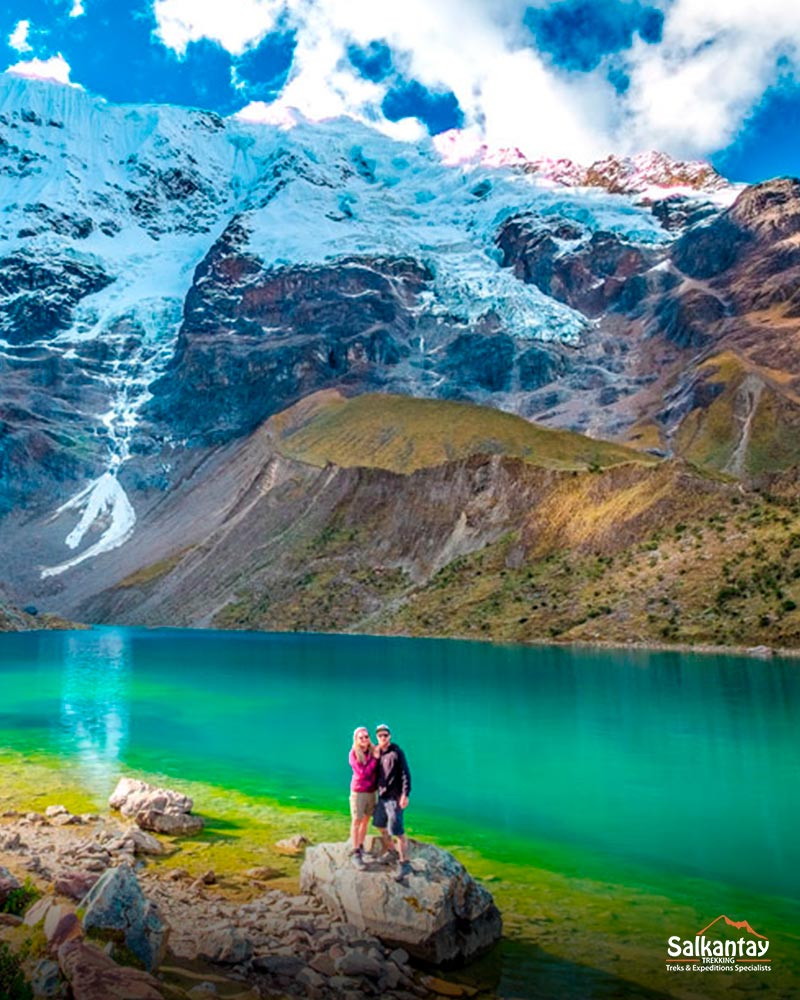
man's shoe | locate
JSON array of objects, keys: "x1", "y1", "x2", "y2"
[
  {"x1": 393, "y1": 860, "x2": 412, "y2": 882},
  {"x1": 351, "y1": 851, "x2": 366, "y2": 870}
]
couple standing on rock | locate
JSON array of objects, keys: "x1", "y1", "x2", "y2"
[{"x1": 349, "y1": 723, "x2": 412, "y2": 882}]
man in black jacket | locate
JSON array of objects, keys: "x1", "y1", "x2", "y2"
[{"x1": 373, "y1": 723, "x2": 412, "y2": 880}]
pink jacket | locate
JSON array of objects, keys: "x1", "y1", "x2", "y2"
[{"x1": 349, "y1": 748, "x2": 378, "y2": 792}]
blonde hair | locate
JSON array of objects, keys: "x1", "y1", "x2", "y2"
[{"x1": 352, "y1": 727, "x2": 373, "y2": 764}]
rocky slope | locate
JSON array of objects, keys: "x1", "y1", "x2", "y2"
[
  {"x1": 56, "y1": 392, "x2": 800, "y2": 650},
  {"x1": 3, "y1": 73, "x2": 800, "y2": 642},
  {"x1": 0, "y1": 797, "x2": 488, "y2": 1000}
]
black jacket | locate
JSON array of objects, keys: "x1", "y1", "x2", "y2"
[{"x1": 377, "y1": 742, "x2": 411, "y2": 800}]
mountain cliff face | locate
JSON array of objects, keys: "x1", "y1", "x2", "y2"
[{"x1": 2, "y1": 72, "x2": 800, "y2": 642}]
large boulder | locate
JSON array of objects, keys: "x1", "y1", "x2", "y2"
[
  {"x1": 300, "y1": 841, "x2": 502, "y2": 965},
  {"x1": 81, "y1": 865, "x2": 168, "y2": 971},
  {"x1": 108, "y1": 777, "x2": 203, "y2": 836},
  {"x1": 58, "y1": 939, "x2": 165, "y2": 1000}
]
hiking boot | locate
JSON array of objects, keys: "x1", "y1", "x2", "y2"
[
  {"x1": 394, "y1": 860, "x2": 412, "y2": 882},
  {"x1": 351, "y1": 850, "x2": 366, "y2": 870}
]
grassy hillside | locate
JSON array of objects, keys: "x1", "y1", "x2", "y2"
[
  {"x1": 92, "y1": 387, "x2": 800, "y2": 651},
  {"x1": 376, "y1": 488, "x2": 800, "y2": 649},
  {"x1": 674, "y1": 351, "x2": 800, "y2": 476},
  {"x1": 269, "y1": 390, "x2": 655, "y2": 474},
  {"x1": 208, "y1": 453, "x2": 800, "y2": 651}
]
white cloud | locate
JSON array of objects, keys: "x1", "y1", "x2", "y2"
[
  {"x1": 153, "y1": 0, "x2": 285, "y2": 56},
  {"x1": 151, "y1": 0, "x2": 800, "y2": 163},
  {"x1": 6, "y1": 53, "x2": 77, "y2": 87},
  {"x1": 70, "y1": 0, "x2": 86, "y2": 17},
  {"x1": 8, "y1": 20, "x2": 33, "y2": 54},
  {"x1": 622, "y1": 0, "x2": 800, "y2": 157}
]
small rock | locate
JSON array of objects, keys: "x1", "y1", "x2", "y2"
[
  {"x1": 195, "y1": 926, "x2": 252, "y2": 964},
  {"x1": 51, "y1": 813, "x2": 81, "y2": 827},
  {"x1": 24, "y1": 896, "x2": 55, "y2": 926},
  {"x1": 46, "y1": 912, "x2": 83, "y2": 952},
  {"x1": 134, "y1": 808, "x2": 204, "y2": 836},
  {"x1": 275, "y1": 835, "x2": 310, "y2": 856},
  {"x1": 0, "y1": 912, "x2": 23, "y2": 927},
  {"x1": 54, "y1": 872, "x2": 99, "y2": 901},
  {"x1": 30, "y1": 957, "x2": 64, "y2": 998},
  {"x1": 45, "y1": 805, "x2": 69, "y2": 818},
  {"x1": 335, "y1": 949, "x2": 385, "y2": 979},
  {"x1": 327, "y1": 975, "x2": 361, "y2": 992},
  {"x1": 252, "y1": 954, "x2": 306, "y2": 977},
  {"x1": 244, "y1": 866, "x2": 283, "y2": 881},
  {"x1": 200, "y1": 869, "x2": 216, "y2": 885},
  {"x1": 44, "y1": 905, "x2": 68, "y2": 940},
  {"x1": 127, "y1": 828, "x2": 165, "y2": 856},
  {"x1": 297, "y1": 966, "x2": 326, "y2": 989},
  {"x1": 164, "y1": 868, "x2": 190, "y2": 882},
  {"x1": 309, "y1": 952, "x2": 337, "y2": 977},
  {"x1": 81, "y1": 858, "x2": 110, "y2": 873},
  {"x1": 0, "y1": 865, "x2": 21, "y2": 906}
]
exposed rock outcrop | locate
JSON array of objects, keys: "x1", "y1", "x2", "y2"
[
  {"x1": 108, "y1": 777, "x2": 203, "y2": 836},
  {"x1": 81, "y1": 864, "x2": 168, "y2": 971},
  {"x1": 57, "y1": 939, "x2": 166, "y2": 1000},
  {"x1": 300, "y1": 840, "x2": 502, "y2": 965},
  {"x1": 0, "y1": 804, "x2": 444, "y2": 999}
]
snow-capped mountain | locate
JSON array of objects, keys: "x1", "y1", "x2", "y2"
[
  {"x1": 433, "y1": 131, "x2": 732, "y2": 198},
  {"x1": 4, "y1": 71, "x2": 799, "y2": 618}
]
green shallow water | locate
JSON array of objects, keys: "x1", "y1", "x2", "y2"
[{"x1": 1, "y1": 627, "x2": 798, "y2": 998}]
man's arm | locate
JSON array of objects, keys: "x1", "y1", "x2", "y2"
[{"x1": 399, "y1": 747, "x2": 411, "y2": 805}]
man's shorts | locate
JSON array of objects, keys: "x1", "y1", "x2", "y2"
[
  {"x1": 373, "y1": 797, "x2": 404, "y2": 836},
  {"x1": 349, "y1": 791, "x2": 376, "y2": 820}
]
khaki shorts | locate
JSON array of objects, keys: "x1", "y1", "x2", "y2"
[{"x1": 350, "y1": 791, "x2": 376, "y2": 820}]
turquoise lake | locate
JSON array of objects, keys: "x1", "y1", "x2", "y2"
[
  {"x1": 0, "y1": 629, "x2": 800, "y2": 896},
  {"x1": 0, "y1": 626, "x2": 797, "y2": 906}
]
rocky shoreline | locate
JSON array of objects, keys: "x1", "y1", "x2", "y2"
[{"x1": 0, "y1": 780, "x2": 501, "y2": 1000}]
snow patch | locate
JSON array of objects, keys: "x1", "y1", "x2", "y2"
[{"x1": 41, "y1": 473, "x2": 136, "y2": 578}]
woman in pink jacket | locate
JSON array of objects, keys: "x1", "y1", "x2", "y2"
[{"x1": 349, "y1": 726, "x2": 379, "y2": 869}]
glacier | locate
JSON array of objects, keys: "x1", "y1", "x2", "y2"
[{"x1": 0, "y1": 72, "x2": 729, "y2": 575}]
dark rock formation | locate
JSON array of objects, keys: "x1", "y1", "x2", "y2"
[
  {"x1": 654, "y1": 289, "x2": 727, "y2": 349},
  {"x1": 0, "y1": 251, "x2": 112, "y2": 344},
  {"x1": 147, "y1": 240, "x2": 432, "y2": 444},
  {"x1": 496, "y1": 215, "x2": 657, "y2": 316}
]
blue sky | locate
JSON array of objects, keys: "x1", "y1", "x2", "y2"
[{"x1": 2, "y1": 0, "x2": 799, "y2": 182}]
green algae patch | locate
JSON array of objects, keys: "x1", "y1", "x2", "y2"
[{"x1": 0, "y1": 750, "x2": 103, "y2": 816}]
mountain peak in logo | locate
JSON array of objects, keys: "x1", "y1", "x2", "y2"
[{"x1": 697, "y1": 915, "x2": 767, "y2": 939}]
